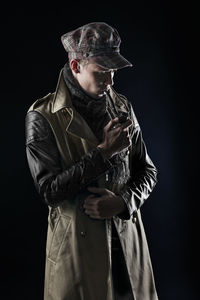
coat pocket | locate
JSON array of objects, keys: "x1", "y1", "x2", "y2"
[{"x1": 47, "y1": 214, "x2": 71, "y2": 264}]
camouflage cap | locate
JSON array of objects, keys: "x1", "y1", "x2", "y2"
[{"x1": 61, "y1": 22, "x2": 132, "y2": 70}]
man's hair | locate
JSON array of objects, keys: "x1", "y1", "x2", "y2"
[
  {"x1": 69, "y1": 58, "x2": 90, "y2": 69},
  {"x1": 79, "y1": 58, "x2": 90, "y2": 67}
]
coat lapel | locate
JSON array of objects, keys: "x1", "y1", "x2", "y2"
[
  {"x1": 51, "y1": 69, "x2": 99, "y2": 146},
  {"x1": 67, "y1": 109, "x2": 99, "y2": 145}
]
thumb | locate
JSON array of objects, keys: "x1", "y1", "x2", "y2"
[{"x1": 87, "y1": 187, "x2": 107, "y2": 195}]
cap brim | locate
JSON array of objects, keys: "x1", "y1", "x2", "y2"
[{"x1": 89, "y1": 52, "x2": 133, "y2": 70}]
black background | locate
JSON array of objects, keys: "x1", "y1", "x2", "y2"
[{"x1": 1, "y1": 1, "x2": 199, "y2": 299}]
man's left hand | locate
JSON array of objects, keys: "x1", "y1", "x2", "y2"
[{"x1": 83, "y1": 187, "x2": 126, "y2": 219}]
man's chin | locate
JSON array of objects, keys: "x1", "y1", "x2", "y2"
[
  {"x1": 98, "y1": 92, "x2": 107, "y2": 98},
  {"x1": 92, "y1": 91, "x2": 106, "y2": 99},
  {"x1": 86, "y1": 89, "x2": 107, "y2": 99}
]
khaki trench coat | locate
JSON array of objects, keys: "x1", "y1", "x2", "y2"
[{"x1": 28, "y1": 69, "x2": 158, "y2": 300}]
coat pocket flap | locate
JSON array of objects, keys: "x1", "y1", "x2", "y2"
[{"x1": 48, "y1": 215, "x2": 71, "y2": 264}]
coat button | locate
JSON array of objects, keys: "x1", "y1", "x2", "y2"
[
  {"x1": 132, "y1": 217, "x2": 137, "y2": 224},
  {"x1": 126, "y1": 150, "x2": 130, "y2": 155},
  {"x1": 80, "y1": 231, "x2": 86, "y2": 237},
  {"x1": 51, "y1": 211, "x2": 56, "y2": 218}
]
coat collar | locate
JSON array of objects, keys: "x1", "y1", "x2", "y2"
[
  {"x1": 51, "y1": 68, "x2": 124, "y2": 113},
  {"x1": 51, "y1": 69, "x2": 73, "y2": 113},
  {"x1": 51, "y1": 69, "x2": 99, "y2": 145}
]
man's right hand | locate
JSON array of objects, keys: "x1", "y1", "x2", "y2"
[{"x1": 98, "y1": 117, "x2": 133, "y2": 158}]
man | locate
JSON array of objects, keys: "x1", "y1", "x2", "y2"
[{"x1": 25, "y1": 22, "x2": 158, "y2": 300}]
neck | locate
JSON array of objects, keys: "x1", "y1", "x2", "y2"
[{"x1": 71, "y1": 68, "x2": 104, "y2": 100}]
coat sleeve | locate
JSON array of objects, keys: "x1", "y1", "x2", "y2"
[
  {"x1": 117, "y1": 102, "x2": 158, "y2": 220},
  {"x1": 25, "y1": 110, "x2": 113, "y2": 207}
]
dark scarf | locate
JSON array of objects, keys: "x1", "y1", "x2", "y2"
[{"x1": 63, "y1": 63, "x2": 111, "y2": 142}]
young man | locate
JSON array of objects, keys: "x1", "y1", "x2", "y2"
[{"x1": 25, "y1": 22, "x2": 158, "y2": 300}]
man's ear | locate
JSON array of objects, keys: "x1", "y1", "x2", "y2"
[{"x1": 70, "y1": 59, "x2": 80, "y2": 73}]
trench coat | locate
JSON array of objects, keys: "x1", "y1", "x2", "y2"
[{"x1": 26, "y1": 69, "x2": 159, "y2": 300}]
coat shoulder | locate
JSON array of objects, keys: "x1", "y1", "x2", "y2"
[{"x1": 28, "y1": 92, "x2": 55, "y2": 113}]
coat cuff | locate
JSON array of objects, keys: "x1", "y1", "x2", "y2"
[
  {"x1": 116, "y1": 187, "x2": 139, "y2": 220},
  {"x1": 79, "y1": 147, "x2": 113, "y2": 188}
]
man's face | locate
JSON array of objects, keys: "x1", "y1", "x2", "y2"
[{"x1": 77, "y1": 62, "x2": 116, "y2": 99}]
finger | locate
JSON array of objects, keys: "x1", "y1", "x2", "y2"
[
  {"x1": 84, "y1": 202, "x2": 98, "y2": 213},
  {"x1": 124, "y1": 137, "x2": 132, "y2": 148},
  {"x1": 120, "y1": 118, "x2": 133, "y2": 130},
  {"x1": 123, "y1": 127, "x2": 130, "y2": 133},
  {"x1": 84, "y1": 208, "x2": 96, "y2": 215},
  {"x1": 84, "y1": 197, "x2": 98, "y2": 205},
  {"x1": 119, "y1": 135, "x2": 131, "y2": 149},
  {"x1": 120, "y1": 132, "x2": 130, "y2": 144},
  {"x1": 105, "y1": 118, "x2": 119, "y2": 131},
  {"x1": 122, "y1": 129, "x2": 130, "y2": 138},
  {"x1": 83, "y1": 199, "x2": 98, "y2": 208},
  {"x1": 84, "y1": 209, "x2": 103, "y2": 219},
  {"x1": 87, "y1": 187, "x2": 108, "y2": 195},
  {"x1": 84, "y1": 194, "x2": 96, "y2": 202},
  {"x1": 83, "y1": 202, "x2": 94, "y2": 209},
  {"x1": 88, "y1": 214, "x2": 103, "y2": 220}
]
